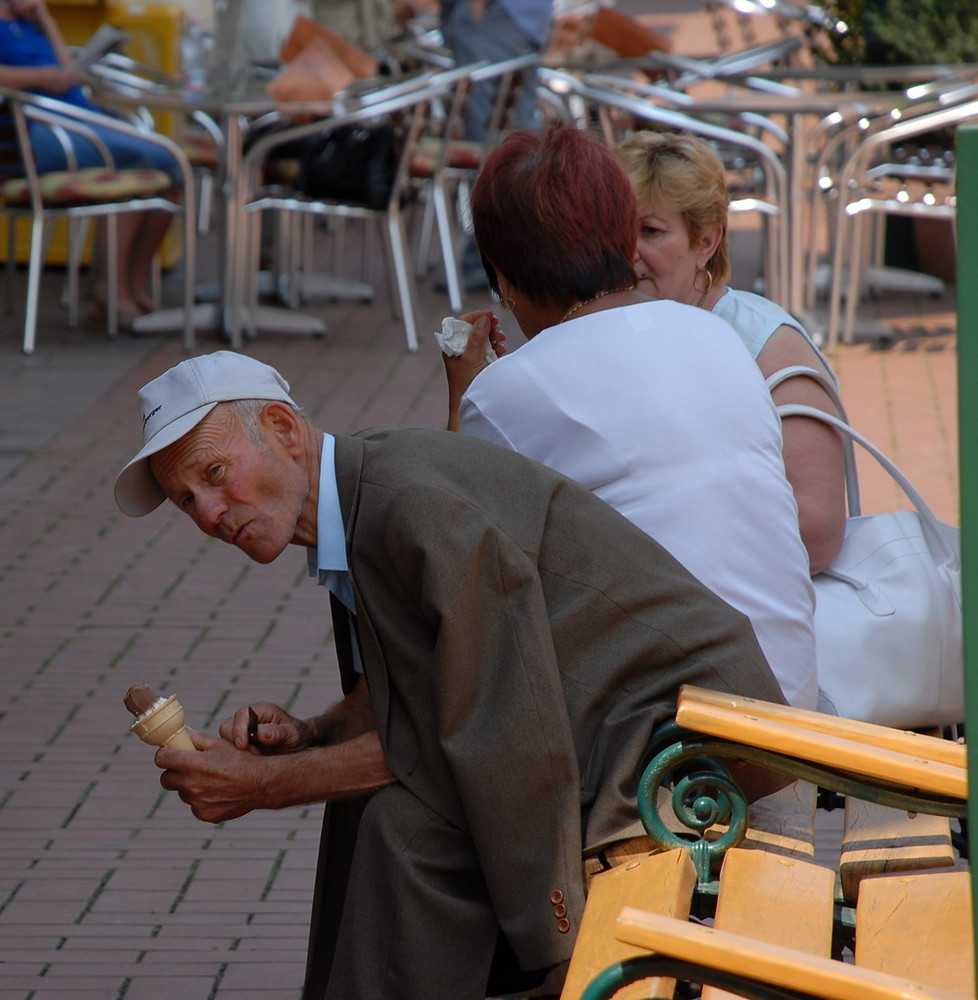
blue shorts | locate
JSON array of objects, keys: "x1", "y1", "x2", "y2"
[{"x1": 29, "y1": 118, "x2": 181, "y2": 185}]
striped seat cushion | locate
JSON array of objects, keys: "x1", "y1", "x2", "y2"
[
  {"x1": 410, "y1": 135, "x2": 484, "y2": 178},
  {"x1": 0, "y1": 166, "x2": 172, "y2": 207}
]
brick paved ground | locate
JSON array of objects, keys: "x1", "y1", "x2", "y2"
[{"x1": 0, "y1": 4, "x2": 962, "y2": 998}]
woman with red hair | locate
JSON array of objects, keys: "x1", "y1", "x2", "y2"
[{"x1": 441, "y1": 125, "x2": 817, "y2": 711}]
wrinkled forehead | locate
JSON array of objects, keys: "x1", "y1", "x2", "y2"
[{"x1": 149, "y1": 404, "x2": 238, "y2": 484}]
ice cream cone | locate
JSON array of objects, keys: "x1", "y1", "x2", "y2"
[{"x1": 129, "y1": 695, "x2": 196, "y2": 750}]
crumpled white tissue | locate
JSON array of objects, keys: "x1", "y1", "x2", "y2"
[{"x1": 433, "y1": 317, "x2": 497, "y2": 363}]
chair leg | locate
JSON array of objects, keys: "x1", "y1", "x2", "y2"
[
  {"x1": 843, "y1": 208, "x2": 866, "y2": 346},
  {"x1": 825, "y1": 192, "x2": 850, "y2": 353},
  {"x1": 416, "y1": 188, "x2": 435, "y2": 278},
  {"x1": 65, "y1": 218, "x2": 90, "y2": 329},
  {"x1": 433, "y1": 177, "x2": 463, "y2": 314},
  {"x1": 23, "y1": 216, "x2": 47, "y2": 355},
  {"x1": 197, "y1": 168, "x2": 214, "y2": 236},
  {"x1": 386, "y1": 209, "x2": 419, "y2": 352},
  {"x1": 102, "y1": 217, "x2": 120, "y2": 338},
  {"x1": 244, "y1": 207, "x2": 264, "y2": 342}
]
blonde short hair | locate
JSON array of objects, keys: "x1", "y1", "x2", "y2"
[{"x1": 616, "y1": 130, "x2": 732, "y2": 286}]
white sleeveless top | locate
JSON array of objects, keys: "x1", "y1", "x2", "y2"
[{"x1": 713, "y1": 287, "x2": 837, "y2": 382}]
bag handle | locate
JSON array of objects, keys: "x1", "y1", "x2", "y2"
[
  {"x1": 766, "y1": 364, "x2": 861, "y2": 516},
  {"x1": 777, "y1": 403, "x2": 959, "y2": 568}
]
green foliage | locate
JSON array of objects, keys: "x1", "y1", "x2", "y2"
[
  {"x1": 813, "y1": 0, "x2": 868, "y2": 65},
  {"x1": 814, "y1": 0, "x2": 978, "y2": 65}
]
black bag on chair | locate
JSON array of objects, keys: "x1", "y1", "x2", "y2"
[{"x1": 296, "y1": 123, "x2": 396, "y2": 209}]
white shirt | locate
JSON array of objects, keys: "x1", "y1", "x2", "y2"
[{"x1": 459, "y1": 300, "x2": 817, "y2": 708}]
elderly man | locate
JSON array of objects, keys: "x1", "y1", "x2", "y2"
[{"x1": 114, "y1": 350, "x2": 785, "y2": 1000}]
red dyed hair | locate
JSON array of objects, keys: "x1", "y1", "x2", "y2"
[{"x1": 470, "y1": 126, "x2": 638, "y2": 307}]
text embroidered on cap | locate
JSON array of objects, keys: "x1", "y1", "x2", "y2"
[{"x1": 143, "y1": 404, "x2": 163, "y2": 428}]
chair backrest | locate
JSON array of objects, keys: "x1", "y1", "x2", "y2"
[{"x1": 238, "y1": 71, "x2": 460, "y2": 205}]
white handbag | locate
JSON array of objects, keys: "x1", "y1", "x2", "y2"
[{"x1": 771, "y1": 368, "x2": 963, "y2": 729}]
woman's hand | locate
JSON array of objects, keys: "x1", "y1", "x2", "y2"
[
  {"x1": 443, "y1": 311, "x2": 507, "y2": 431},
  {"x1": 10, "y1": 0, "x2": 48, "y2": 23},
  {"x1": 218, "y1": 702, "x2": 313, "y2": 755}
]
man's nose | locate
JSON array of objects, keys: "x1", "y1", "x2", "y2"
[{"x1": 193, "y1": 492, "x2": 228, "y2": 535}]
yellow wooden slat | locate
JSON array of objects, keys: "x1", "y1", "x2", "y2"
[
  {"x1": 675, "y1": 699, "x2": 967, "y2": 800},
  {"x1": 704, "y1": 848, "x2": 835, "y2": 1000},
  {"x1": 614, "y1": 906, "x2": 968, "y2": 1000},
  {"x1": 678, "y1": 685, "x2": 966, "y2": 767},
  {"x1": 840, "y1": 800, "x2": 954, "y2": 905},
  {"x1": 559, "y1": 849, "x2": 695, "y2": 1000},
  {"x1": 856, "y1": 871, "x2": 974, "y2": 995}
]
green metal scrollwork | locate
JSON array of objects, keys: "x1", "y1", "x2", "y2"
[
  {"x1": 638, "y1": 740, "x2": 749, "y2": 884},
  {"x1": 636, "y1": 729, "x2": 966, "y2": 885}
]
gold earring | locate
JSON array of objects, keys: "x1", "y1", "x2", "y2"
[
  {"x1": 694, "y1": 267, "x2": 714, "y2": 307},
  {"x1": 500, "y1": 296, "x2": 515, "y2": 312}
]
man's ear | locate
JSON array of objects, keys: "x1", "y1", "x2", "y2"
[{"x1": 259, "y1": 401, "x2": 303, "y2": 453}]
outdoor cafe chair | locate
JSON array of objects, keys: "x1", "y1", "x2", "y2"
[
  {"x1": 0, "y1": 84, "x2": 196, "y2": 355},
  {"x1": 825, "y1": 97, "x2": 978, "y2": 351},
  {"x1": 234, "y1": 71, "x2": 460, "y2": 352},
  {"x1": 410, "y1": 52, "x2": 541, "y2": 314}
]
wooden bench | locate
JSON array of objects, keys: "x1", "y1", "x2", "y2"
[{"x1": 562, "y1": 685, "x2": 971, "y2": 1000}]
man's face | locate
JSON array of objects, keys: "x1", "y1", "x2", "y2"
[{"x1": 150, "y1": 404, "x2": 309, "y2": 564}]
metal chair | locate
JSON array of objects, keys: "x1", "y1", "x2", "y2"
[
  {"x1": 803, "y1": 73, "x2": 978, "y2": 317},
  {"x1": 825, "y1": 98, "x2": 978, "y2": 351},
  {"x1": 0, "y1": 85, "x2": 196, "y2": 355},
  {"x1": 411, "y1": 53, "x2": 541, "y2": 314},
  {"x1": 233, "y1": 72, "x2": 457, "y2": 351}
]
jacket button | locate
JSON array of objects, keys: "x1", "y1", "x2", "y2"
[
  {"x1": 553, "y1": 903, "x2": 567, "y2": 918},
  {"x1": 550, "y1": 890, "x2": 564, "y2": 905},
  {"x1": 556, "y1": 918, "x2": 571, "y2": 933}
]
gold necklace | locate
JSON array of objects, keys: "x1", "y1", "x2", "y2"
[{"x1": 559, "y1": 287, "x2": 630, "y2": 324}]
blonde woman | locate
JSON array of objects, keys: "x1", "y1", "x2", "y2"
[{"x1": 617, "y1": 130, "x2": 846, "y2": 575}]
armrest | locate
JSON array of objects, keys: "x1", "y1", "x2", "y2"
[
  {"x1": 0, "y1": 83, "x2": 194, "y2": 189},
  {"x1": 602, "y1": 907, "x2": 966, "y2": 1000},
  {"x1": 675, "y1": 685, "x2": 966, "y2": 798}
]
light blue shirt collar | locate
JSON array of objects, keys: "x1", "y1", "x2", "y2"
[{"x1": 307, "y1": 434, "x2": 355, "y2": 610}]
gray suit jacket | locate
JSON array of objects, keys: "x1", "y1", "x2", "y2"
[{"x1": 306, "y1": 427, "x2": 784, "y2": 989}]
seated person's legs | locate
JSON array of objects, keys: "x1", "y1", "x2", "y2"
[{"x1": 323, "y1": 783, "x2": 501, "y2": 1000}]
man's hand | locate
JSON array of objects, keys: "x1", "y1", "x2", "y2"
[
  {"x1": 156, "y1": 731, "x2": 281, "y2": 823},
  {"x1": 155, "y1": 728, "x2": 398, "y2": 823},
  {"x1": 219, "y1": 702, "x2": 312, "y2": 754}
]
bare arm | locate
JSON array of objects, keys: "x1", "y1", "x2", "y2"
[
  {"x1": 755, "y1": 325, "x2": 847, "y2": 576},
  {"x1": 11, "y1": 0, "x2": 74, "y2": 66},
  {"x1": 0, "y1": 0, "x2": 80, "y2": 94},
  {"x1": 0, "y1": 63, "x2": 80, "y2": 94},
  {"x1": 155, "y1": 677, "x2": 396, "y2": 824}
]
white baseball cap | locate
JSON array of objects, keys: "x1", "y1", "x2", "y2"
[{"x1": 114, "y1": 351, "x2": 297, "y2": 517}]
